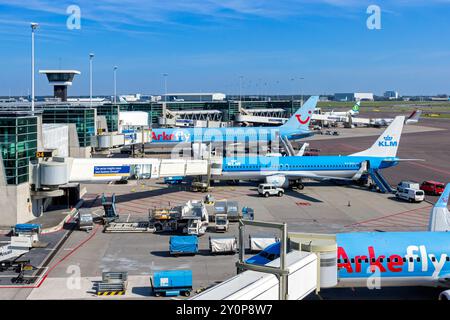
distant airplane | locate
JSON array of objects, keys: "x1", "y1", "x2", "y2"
[
  {"x1": 246, "y1": 184, "x2": 450, "y2": 299},
  {"x1": 328, "y1": 101, "x2": 360, "y2": 116},
  {"x1": 216, "y1": 116, "x2": 409, "y2": 188},
  {"x1": 313, "y1": 101, "x2": 421, "y2": 128},
  {"x1": 312, "y1": 101, "x2": 360, "y2": 124},
  {"x1": 150, "y1": 96, "x2": 319, "y2": 145},
  {"x1": 370, "y1": 110, "x2": 422, "y2": 127}
]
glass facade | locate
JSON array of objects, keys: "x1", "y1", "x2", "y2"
[
  {"x1": 96, "y1": 105, "x2": 119, "y2": 132},
  {"x1": 0, "y1": 115, "x2": 37, "y2": 185},
  {"x1": 42, "y1": 107, "x2": 96, "y2": 147}
]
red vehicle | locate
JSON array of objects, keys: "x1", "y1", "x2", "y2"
[{"x1": 420, "y1": 181, "x2": 445, "y2": 195}]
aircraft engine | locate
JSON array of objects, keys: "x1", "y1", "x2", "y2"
[
  {"x1": 265, "y1": 175, "x2": 289, "y2": 188},
  {"x1": 439, "y1": 289, "x2": 450, "y2": 300}
]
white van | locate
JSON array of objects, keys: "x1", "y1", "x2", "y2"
[{"x1": 396, "y1": 188, "x2": 425, "y2": 203}]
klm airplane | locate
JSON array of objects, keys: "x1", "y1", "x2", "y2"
[
  {"x1": 247, "y1": 184, "x2": 450, "y2": 299},
  {"x1": 217, "y1": 116, "x2": 407, "y2": 188},
  {"x1": 151, "y1": 96, "x2": 319, "y2": 144}
]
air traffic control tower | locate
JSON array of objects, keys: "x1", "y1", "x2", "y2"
[{"x1": 39, "y1": 70, "x2": 80, "y2": 102}]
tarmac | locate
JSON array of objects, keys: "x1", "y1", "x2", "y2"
[
  {"x1": 20, "y1": 182, "x2": 434, "y2": 300},
  {"x1": 0, "y1": 115, "x2": 448, "y2": 300}
]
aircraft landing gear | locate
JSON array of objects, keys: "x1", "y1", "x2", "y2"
[{"x1": 297, "y1": 183, "x2": 305, "y2": 190}]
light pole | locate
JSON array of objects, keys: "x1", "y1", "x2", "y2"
[
  {"x1": 89, "y1": 53, "x2": 94, "y2": 107},
  {"x1": 113, "y1": 66, "x2": 118, "y2": 104},
  {"x1": 264, "y1": 82, "x2": 267, "y2": 101},
  {"x1": 239, "y1": 75, "x2": 243, "y2": 102},
  {"x1": 298, "y1": 77, "x2": 305, "y2": 106},
  {"x1": 163, "y1": 73, "x2": 168, "y2": 102},
  {"x1": 290, "y1": 78, "x2": 295, "y2": 101},
  {"x1": 31, "y1": 22, "x2": 39, "y2": 112},
  {"x1": 276, "y1": 81, "x2": 280, "y2": 100}
]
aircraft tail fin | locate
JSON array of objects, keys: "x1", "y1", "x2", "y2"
[
  {"x1": 429, "y1": 183, "x2": 450, "y2": 232},
  {"x1": 281, "y1": 95, "x2": 319, "y2": 130},
  {"x1": 405, "y1": 109, "x2": 422, "y2": 124},
  {"x1": 350, "y1": 116, "x2": 405, "y2": 157},
  {"x1": 350, "y1": 101, "x2": 360, "y2": 115}
]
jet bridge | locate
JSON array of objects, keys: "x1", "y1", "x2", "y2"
[
  {"x1": 31, "y1": 157, "x2": 210, "y2": 189},
  {"x1": 235, "y1": 108, "x2": 288, "y2": 126}
]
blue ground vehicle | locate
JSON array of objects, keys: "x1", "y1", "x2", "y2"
[
  {"x1": 245, "y1": 242, "x2": 281, "y2": 265},
  {"x1": 242, "y1": 207, "x2": 254, "y2": 220},
  {"x1": 13, "y1": 224, "x2": 41, "y2": 235},
  {"x1": 169, "y1": 236, "x2": 198, "y2": 256},
  {"x1": 151, "y1": 270, "x2": 193, "y2": 297},
  {"x1": 164, "y1": 176, "x2": 183, "y2": 185}
]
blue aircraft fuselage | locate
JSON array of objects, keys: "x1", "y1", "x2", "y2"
[
  {"x1": 247, "y1": 232, "x2": 450, "y2": 288},
  {"x1": 150, "y1": 126, "x2": 313, "y2": 144},
  {"x1": 336, "y1": 232, "x2": 450, "y2": 287},
  {"x1": 219, "y1": 155, "x2": 397, "y2": 180}
]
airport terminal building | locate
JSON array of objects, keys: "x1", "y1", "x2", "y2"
[{"x1": 334, "y1": 92, "x2": 374, "y2": 101}]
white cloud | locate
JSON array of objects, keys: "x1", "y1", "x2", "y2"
[
  {"x1": 0, "y1": 0, "x2": 367, "y2": 26},
  {"x1": 0, "y1": 0, "x2": 447, "y2": 31}
]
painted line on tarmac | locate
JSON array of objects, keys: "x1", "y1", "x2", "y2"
[
  {"x1": 406, "y1": 161, "x2": 450, "y2": 177},
  {"x1": 0, "y1": 199, "x2": 99, "y2": 290},
  {"x1": 344, "y1": 205, "x2": 433, "y2": 228}
]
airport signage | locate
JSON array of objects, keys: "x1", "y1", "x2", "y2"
[
  {"x1": 94, "y1": 165, "x2": 131, "y2": 177},
  {"x1": 35, "y1": 151, "x2": 53, "y2": 158}
]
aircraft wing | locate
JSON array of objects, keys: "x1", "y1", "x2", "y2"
[
  {"x1": 287, "y1": 132, "x2": 315, "y2": 140},
  {"x1": 382, "y1": 159, "x2": 425, "y2": 162}
]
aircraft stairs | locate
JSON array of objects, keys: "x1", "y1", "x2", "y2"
[
  {"x1": 369, "y1": 169, "x2": 393, "y2": 193},
  {"x1": 280, "y1": 135, "x2": 295, "y2": 156},
  {"x1": 102, "y1": 193, "x2": 119, "y2": 221}
]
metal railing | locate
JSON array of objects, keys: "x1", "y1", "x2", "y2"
[{"x1": 236, "y1": 220, "x2": 289, "y2": 300}]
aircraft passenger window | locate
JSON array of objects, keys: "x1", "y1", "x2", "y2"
[
  {"x1": 386, "y1": 258, "x2": 390, "y2": 263},
  {"x1": 337, "y1": 259, "x2": 341, "y2": 264},
  {"x1": 351, "y1": 258, "x2": 355, "y2": 263},
  {"x1": 431, "y1": 257, "x2": 436, "y2": 262},
  {"x1": 409, "y1": 258, "x2": 413, "y2": 262},
  {"x1": 379, "y1": 258, "x2": 384, "y2": 263},
  {"x1": 417, "y1": 258, "x2": 421, "y2": 262},
  {"x1": 403, "y1": 258, "x2": 407, "y2": 262},
  {"x1": 447, "y1": 257, "x2": 450, "y2": 261}
]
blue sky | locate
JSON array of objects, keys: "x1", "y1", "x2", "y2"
[{"x1": 0, "y1": 0, "x2": 449, "y2": 96}]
